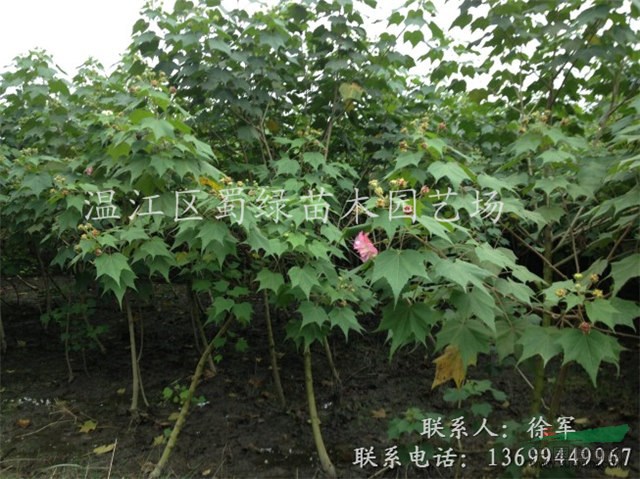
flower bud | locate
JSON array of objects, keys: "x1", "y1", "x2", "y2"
[{"x1": 555, "y1": 288, "x2": 567, "y2": 298}]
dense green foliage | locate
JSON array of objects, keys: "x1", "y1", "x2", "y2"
[{"x1": 1, "y1": 0, "x2": 638, "y2": 463}]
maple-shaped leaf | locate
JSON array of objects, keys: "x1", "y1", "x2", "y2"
[
  {"x1": 132, "y1": 237, "x2": 173, "y2": 262},
  {"x1": 378, "y1": 300, "x2": 441, "y2": 356},
  {"x1": 556, "y1": 329, "x2": 622, "y2": 387},
  {"x1": 609, "y1": 253, "x2": 640, "y2": 295},
  {"x1": 197, "y1": 221, "x2": 233, "y2": 253},
  {"x1": 328, "y1": 307, "x2": 363, "y2": 339},
  {"x1": 516, "y1": 325, "x2": 562, "y2": 366},
  {"x1": 435, "y1": 317, "x2": 491, "y2": 366},
  {"x1": 288, "y1": 265, "x2": 321, "y2": 300},
  {"x1": 298, "y1": 301, "x2": 329, "y2": 328},
  {"x1": 371, "y1": 249, "x2": 430, "y2": 304},
  {"x1": 255, "y1": 268, "x2": 284, "y2": 293},
  {"x1": 432, "y1": 345, "x2": 466, "y2": 390},
  {"x1": 94, "y1": 253, "x2": 133, "y2": 288},
  {"x1": 434, "y1": 258, "x2": 491, "y2": 293}
]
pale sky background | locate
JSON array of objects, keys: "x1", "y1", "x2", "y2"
[{"x1": 0, "y1": 0, "x2": 464, "y2": 77}]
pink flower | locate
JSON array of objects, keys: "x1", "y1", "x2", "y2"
[
  {"x1": 353, "y1": 231, "x2": 378, "y2": 262},
  {"x1": 84, "y1": 166, "x2": 94, "y2": 176},
  {"x1": 403, "y1": 204, "x2": 413, "y2": 215}
]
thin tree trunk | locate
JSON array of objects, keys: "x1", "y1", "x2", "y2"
[
  {"x1": 188, "y1": 285, "x2": 216, "y2": 375},
  {"x1": 149, "y1": 315, "x2": 234, "y2": 479},
  {"x1": 264, "y1": 290, "x2": 286, "y2": 408},
  {"x1": 323, "y1": 337, "x2": 341, "y2": 386},
  {"x1": 304, "y1": 345, "x2": 337, "y2": 479},
  {"x1": 531, "y1": 221, "x2": 554, "y2": 415},
  {"x1": 64, "y1": 307, "x2": 75, "y2": 383},
  {"x1": 125, "y1": 297, "x2": 141, "y2": 416}
]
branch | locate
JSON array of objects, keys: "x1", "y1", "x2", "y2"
[{"x1": 508, "y1": 227, "x2": 567, "y2": 280}]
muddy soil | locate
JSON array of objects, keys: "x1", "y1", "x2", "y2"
[{"x1": 0, "y1": 278, "x2": 638, "y2": 479}]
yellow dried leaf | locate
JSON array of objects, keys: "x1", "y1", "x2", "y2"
[
  {"x1": 116, "y1": 388, "x2": 126, "y2": 395},
  {"x1": 79, "y1": 420, "x2": 97, "y2": 433},
  {"x1": 371, "y1": 408, "x2": 386, "y2": 419},
  {"x1": 93, "y1": 443, "x2": 115, "y2": 455},
  {"x1": 168, "y1": 412, "x2": 180, "y2": 422},
  {"x1": 431, "y1": 345, "x2": 466, "y2": 390},
  {"x1": 198, "y1": 176, "x2": 221, "y2": 192},
  {"x1": 605, "y1": 467, "x2": 629, "y2": 478},
  {"x1": 16, "y1": 418, "x2": 31, "y2": 429},
  {"x1": 152, "y1": 434, "x2": 166, "y2": 446},
  {"x1": 574, "y1": 417, "x2": 589, "y2": 425}
]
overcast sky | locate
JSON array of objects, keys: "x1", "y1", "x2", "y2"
[{"x1": 0, "y1": 0, "x2": 461, "y2": 76}]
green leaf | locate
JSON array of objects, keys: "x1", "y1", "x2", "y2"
[
  {"x1": 427, "y1": 161, "x2": 469, "y2": 185},
  {"x1": 378, "y1": 301, "x2": 441, "y2": 356},
  {"x1": 232, "y1": 302, "x2": 253, "y2": 323},
  {"x1": 435, "y1": 316, "x2": 492, "y2": 366},
  {"x1": 197, "y1": 221, "x2": 233, "y2": 252},
  {"x1": 511, "y1": 264, "x2": 543, "y2": 284},
  {"x1": 288, "y1": 265, "x2": 321, "y2": 299},
  {"x1": 556, "y1": 329, "x2": 622, "y2": 387},
  {"x1": 21, "y1": 173, "x2": 52, "y2": 195},
  {"x1": 302, "y1": 152, "x2": 324, "y2": 170},
  {"x1": 210, "y1": 297, "x2": 234, "y2": 319},
  {"x1": 274, "y1": 157, "x2": 300, "y2": 176},
  {"x1": 99, "y1": 269, "x2": 136, "y2": 308},
  {"x1": 585, "y1": 299, "x2": 623, "y2": 330},
  {"x1": 146, "y1": 256, "x2": 174, "y2": 282},
  {"x1": 139, "y1": 117, "x2": 175, "y2": 140},
  {"x1": 207, "y1": 38, "x2": 232, "y2": 56},
  {"x1": 298, "y1": 301, "x2": 329, "y2": 328},
  {"x1": 246, "y1": 228, "x2": 287, "y2": 257},
  {"x1": 416, "y1": 215, "x2": 454, "y2": 243},
  {"x1": 387, "y1": 11, "x2": 404, "y2": 26},
  {"x1": 134, "y1": 237, "x2": 173, "y2": 261},
  {"x1": 516, "y1": 325, "x2": 562, "y2": 366},
  {"x1": 538, "y1": 149, "x2": 574, "y2": 165},
  {"x1": 403, "y1": 30, "x2": 424, "y2": 47},
  {"x1": 256, "y1": 269, "x2": 284, "y2": 293},
  {"x1": 453, "y1": 288, "x2": 497, "y2": 332},
  {"x1": 261, "y1": 31, "x2": 288, "y2": 51},
  {"x1": 474, "y1": 243, "x2": 517, "y2": 270},
  {"x1": 434, "y1": 259, "x2": 492, "y2": 293},
  {"x1": 470, "y1": 402, "x2": 492, "y2": 418},
  {"x1": 371, "y1": 249, "x2": 430, "y2": 304},
  {"x1": 494, "y1": 278, "x2": 534, "y2": 304},
  {"x1": 118, "y1": 225, "x2": 149, "y2": 244},
  {"x1": 607, "y1": 298, "x2": 638, "y2": 331},
  {"x1": 394, "y1": 151, "x2": 423, "y2": 170},
  {"x1": 495, "y1": 317, "x2": 530, "y2": 361},
  {"x1": 510, "y1": 132, "x2": 541, "y2": 156},
  {"x1": 129, "y1": 109, "x2": 154, "y2": 124},
  {"x1": 328, "y1": 307, "x2": 362, "y2": 339},
  {"x1": 477, "y1": 173, "x2": 516, "y2": 193},
  {"x1": 609, "y1": 253, "x2": 640, "y2": 295},
  {"x1": 94, "y1": 253, "x2": 134, "y2": 288}
]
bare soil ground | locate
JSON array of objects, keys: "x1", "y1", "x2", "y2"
[{"x1": 1, "y1": 277, "x2": 638, "y2": 478}]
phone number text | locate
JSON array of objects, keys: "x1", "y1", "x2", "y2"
[{"x1": 489, "y1": 447, "x2": 632, "y2": 468}]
